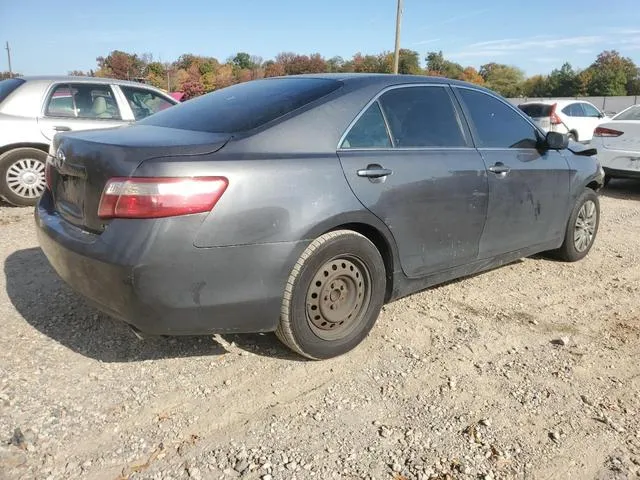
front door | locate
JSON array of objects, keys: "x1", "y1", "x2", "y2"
[
  {"x1": 454, "y1": 87, "x2": 570, "y2": 258},
  {"x1": 338, "y1": 85, "x2": 489, "y2": 278},
  {"x1": 38, "y1": 83, "x2": 126, "y2": 141}
]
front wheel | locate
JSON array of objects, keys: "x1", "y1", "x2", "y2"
[
  {"x1": 551, "y1": 188, "x2": 600, "y2": 262},
  {"x1": 276, "y1": 230, "x2": 386, "y2": 360},
  {"x1": 0, "y1": 147, "x2": 48, "y2": 206}
]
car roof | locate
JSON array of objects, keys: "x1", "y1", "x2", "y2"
[
  {"x1": 519, "y1": 99, "x2": 594, "y2": 106},
  {"x1": 266, "y1": 72, "x2": 480, "y2": 88},
  {"x1": 18, "y1": 75, "x2": 164, "y2": 89}
]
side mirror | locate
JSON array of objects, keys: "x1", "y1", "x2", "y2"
[{"x1": 546, "y1": 131, "x2": 569, "y2": 150}]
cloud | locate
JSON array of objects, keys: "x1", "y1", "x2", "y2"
[
  {"x1": 449, "y1": 34, "x2": 606, "y2": 60},
  {"x1": 412, "y1": 38, "x2": 441, "y2": 46}
]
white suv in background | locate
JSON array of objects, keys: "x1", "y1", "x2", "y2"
[{"x1": 518, "y1": 100, "x2": 609, "y2": 142}]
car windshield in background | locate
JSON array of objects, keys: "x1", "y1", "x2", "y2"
[
  {"x1": 139, "y1": 77, "x2": 342, "y2": 133},
  {"x1": 614, "y1": 105, "x2": 640, "y2": 121},
  {"x1": 518, "y1": 103, "x2": 552, "y2": 118},
  {"x1": 0, "y1": 78, "x2": 25, "y2": 104}
]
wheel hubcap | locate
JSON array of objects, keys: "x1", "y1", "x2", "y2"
[
  {"x1": 306, "y1": 256, "x2": 371, "y2": 340},
  {"x1": 573, "y1": 200, "x2": 597, "y2": 252},
  {"x1": 6, "y1": 158, "x2": 46, "y2": 199}
]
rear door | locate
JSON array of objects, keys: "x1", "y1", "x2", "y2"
[
  {"x1": 338, "y1": 84, "x2": 489, "y2": 278},
  {"x1": 454, "y1": 87, "x2": 570, "y2": 258},
  {"x1": 38, "y1": 83, "x2": 127, "y2": 141}
]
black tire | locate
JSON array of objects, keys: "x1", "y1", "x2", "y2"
[
  {"x1": 0, "y1": 147, "x2": 48, "y2": 207},
  {"x1": 603, "y1": 175, "x2": 612, "y2": 187},
  {"x1": 568, "y1": 131, "x2": 578, "y2": 142},
  {"x1": 276, "y1": 230, "x2": 386, "y2": 360},
  {"x1": 551, "y1": 188, "x2": 600, "y2": 262}
]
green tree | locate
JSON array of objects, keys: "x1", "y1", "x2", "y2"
[
  {"x1": 480, "y1": 63, "x2": 525, "y2": 97},
  {"x1": 547, "y1": 63, "x2": 578, "y2": 97},
  {"x1": 586, "y1": 50, "x2": 637, "y2": 96},
  {"x1": 425, "y1": 51, "x2": 463, "y2": 79},
  {"x1": 232, "y1": 52, "x2": 253, "y2": 70},
  {"x1": 521, "y1": 75, "x2": 551, "y2": 97}
]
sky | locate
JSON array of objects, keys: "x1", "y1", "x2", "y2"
[{"x1": 2, "y1": 0, "x2": 640, "y2": 77}]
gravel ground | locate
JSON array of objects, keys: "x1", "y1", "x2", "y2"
[{"x1": 1, "y1": 181, "x2": 639, "y2": 480}]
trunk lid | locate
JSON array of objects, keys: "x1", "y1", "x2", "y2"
[{"x1": 49, "y1": 124, "x2": 230, "y2": 232}]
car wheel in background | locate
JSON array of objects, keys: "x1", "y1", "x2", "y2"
[
  {"x1": 550, "y1": 188, "x2": 600, "y2": 262},
  {"x1": 0, "y1": 148, "x2": 48, "y2": 207},
  {"x1": 276, "y1": 230, "x2": 386, "y2": 360}
]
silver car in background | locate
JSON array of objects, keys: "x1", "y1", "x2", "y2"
[{"x1": 0, "y1": 76, "x2": 178, "y2": 206}]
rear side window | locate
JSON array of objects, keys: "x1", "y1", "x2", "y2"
[
  {"x1": 46, "y1": 83, "x2": 121, "y2": 119},
  {"x1": 0, "y1": 78, "x2": 25, "y2": 104},
  {"x1": 139, "y1": 78, "x2": 342, "y2": 133},
  {"x1": 341, "y1": 102, "x2": 391, "y2": 148},
  {"x1": 457, "y1": 88, "x2": 539, "y2": 149},
  {"x1": 519, "y1": 103, "x2": 552, "y2": 118},
  {"x1": 378, "y1": 86, "x2": 466, "y2": 147}
]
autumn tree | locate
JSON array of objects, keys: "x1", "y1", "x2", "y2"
[
  {"x1": 460, "y1": 67, "x2": 484, "y2": 85},
  {"x1": 96, "y1": 50, "x2": 147, "y2": 79}
]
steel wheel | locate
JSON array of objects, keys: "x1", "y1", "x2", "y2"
[
  {"x1": 573, "y1": 199, "x2": 597, "y2": 252},
  {"x1": 5, "y1": 157, "x2": 46, "y2": 200},
  {"x1": 306, "y1": 256, "x2": 372, "y2": 341}
]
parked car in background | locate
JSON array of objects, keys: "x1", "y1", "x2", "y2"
[
  {"x1": 0, "y1": 76, "x2": 178, "y2": 206},
  {"x1": 591, "y1": 104, "x2": 640, "y2": 183},
  {"x1": 518, "y1": 99, "x2": 609, "y2": 142},
  {"x1": 36, "y1": 74, "x2": 604, "y2": 360}
]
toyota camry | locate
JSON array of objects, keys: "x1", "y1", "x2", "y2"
[{"x1": 36, "y1": 74, "x2": 604, "y2": 359}]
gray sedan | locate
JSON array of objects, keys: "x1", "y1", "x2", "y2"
[
  {"x1": 0, "y1": 76, "x2": 177, "y2": 206},
  {"x1": 35, "y1": 74, "x2": 604, "y2": 359}
]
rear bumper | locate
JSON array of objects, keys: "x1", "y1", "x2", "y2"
[
  {"x1": 597, "y1": 147, "x2": 640, "y2": 177},
  {"x1": 35, "y1": 199, "x2": 309, "y2": 335}
]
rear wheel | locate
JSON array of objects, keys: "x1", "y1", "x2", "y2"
[
  {"x1": 568, "y1": 131, "x2": 578, "y2": 142},
  {"x1": 551, "y1": 188, "x2": 599, "y2": 262},
  {"x1": 276, "y1": 230, "x2": 386, "y2": 360},
  {"x1": 0, "y1": 148, "x2": 48, "y2": 206}
]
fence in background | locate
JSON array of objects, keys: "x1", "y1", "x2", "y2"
[{"x1": 507, "y1": 96, "x2": 639, "y2": 115}]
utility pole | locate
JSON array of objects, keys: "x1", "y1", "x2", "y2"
[
  {"x1": 393, "y1": 0, "x2": 403, "y2": 74},
  {"x1": 5, "y1": 41, "x2": 12, "y2": 77}
]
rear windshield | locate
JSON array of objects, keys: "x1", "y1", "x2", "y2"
[
  {"x1": 518, "y1": 103, "x2": 552, "y2": 118},
  {"x1": 0, "y1": 78, "x2": 25, "y2": 104},
  {"x1": 139, "y1": 78, "x2": 342, "y2": 133},
  {"x1": 614, "y1": 105, "x2": 640, "y2": 121}
]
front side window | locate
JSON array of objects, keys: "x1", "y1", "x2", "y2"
[
  {"x1": 563, "y1": 103, "x2": 584, "y2": 117},
  {"x1": 581, "y1": 103, "x2": 602, "y2": 118},
  {"x1": 120, "y1": 86, "x2": 175, "y2": 120},
  {"x1": 46, "y1": 83, "x2": 121, "y2": 119},
  {"x1": 457, "y1": 88, "x2": 538, "y2": 149},
  {"x1": 378, "y1": 86, "x2": 466, "y2": 148},
  {"x1": 341, "y1": 102, "x2": 391, "y2": 148}
]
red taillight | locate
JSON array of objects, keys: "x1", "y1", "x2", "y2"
[
  {"x1": 594, "y1": 127, "x2": 623, "y2": 137},
  {"x1": 550, "y1": 103, "x2": 562, "y2": 125},
  {"x1": 97, "y1": 177, "x2": 228, "y2": 219}
]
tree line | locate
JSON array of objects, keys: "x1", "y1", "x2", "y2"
[{"x1": 2, "y1": 49, "x2": 639, "y2": 99}]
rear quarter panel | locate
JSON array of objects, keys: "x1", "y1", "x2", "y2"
[{"x1": 563, "y1": 147, "x2": 604, "y2": 204}]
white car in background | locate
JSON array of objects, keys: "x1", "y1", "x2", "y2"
[
  {"x1": 0, "y1": 76, "x2": 177, "y2": 206},
  {"x1": 591, "y1": 104, "x2": 640, "y2": 184},
  {"x1": 518, "y1": 100, "x2": 609, "y2": 142}
]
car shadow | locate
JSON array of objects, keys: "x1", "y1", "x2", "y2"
[
  {"x1": 601, "y1": 178, "x2": 640, "y2": 200},
  {"x1": 3, "y1": 247, "x2": 301, "y2": 363}
]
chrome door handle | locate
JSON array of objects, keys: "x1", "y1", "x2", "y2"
[
  {"x1": 357, "y1": 167, "x2": 393, "y2": 178},
  {"x1": 53, "y1": 126, "x2": 71, "y2": 132},
  {"x1": 488, "y1": 162, "x2": 510, "y2": 175}
]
